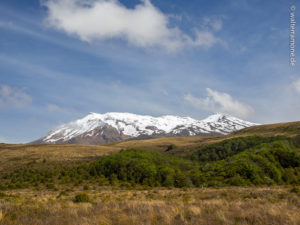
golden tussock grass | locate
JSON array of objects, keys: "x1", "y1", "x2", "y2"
[
  {"x1": 0, "y1": 144, "x2": 120, "y2": 172},
  {"x1": 1, "y1": 186, "x2": 300, "y2": 225}
]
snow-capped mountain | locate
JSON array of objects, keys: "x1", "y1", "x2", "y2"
[{"x1": 33, "y1": 112, "x2": 258, "y2": 145}]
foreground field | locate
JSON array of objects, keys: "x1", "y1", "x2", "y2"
[
  {"x1": 0, "y1": 122, "x2": 299, "y2": 224},
  {"x1": 1, "y1": 186, "x2": 300, "y2": 225}
]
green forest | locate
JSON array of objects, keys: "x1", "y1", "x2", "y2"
[{"x1": 1, "y1": 135, "x2": 300, "y2": 189}]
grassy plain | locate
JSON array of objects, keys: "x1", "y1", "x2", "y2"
[
  {"x1": 1, "y1": 186, "x2": 300, "y2": 225},
  {"x1": 0, "y1": 121, "x2": 299, "y2": 224}
]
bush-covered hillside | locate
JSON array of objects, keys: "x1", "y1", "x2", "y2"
[
  {"x1": 1, "y1": 135, "x2": 300, "y2": 189},
  {"x1": 195, "y1": 136, "x2": 300, "y2": 186},
  {"x1": 191, "y1": 136, "x2": 289, "y2": 162}
]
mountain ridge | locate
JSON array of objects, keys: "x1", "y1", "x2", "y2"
[{"x1": 33, "y1": 112, "x2": 258, "y2": 145}]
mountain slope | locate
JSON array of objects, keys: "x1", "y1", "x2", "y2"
[{"x1": 34, "y1": 112, "x2": 258, "y2": 145}]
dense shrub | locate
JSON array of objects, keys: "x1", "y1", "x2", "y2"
[
  {"x1": 166, "y1": 144, "x2": 176, "y2": 151},
  {"x1": 74, "y1": 193, "x2": 89, "y2": 202},
  {"x1": 191, "y1": 136, "x2": 289, "y2": 162},
  {"x1": 91, "y1": 149, "x2": 198, "y2": 187},
  {"x1": 290, "y1": 186, "x2": 300, "y2": 193},
  {"x1": 197, "y1": 138, "x2": 300, "y2": 186}
]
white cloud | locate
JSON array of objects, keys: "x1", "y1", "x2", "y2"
[
  {"x1": 187, "y1": 31, "x2": 222, "y2": 48},
  {"x1": 212, "y1": 20, "x2": 222, "y2": 31},
  {"x1": 185, "y1": 88, "x2": 254, "y2": 118},
  {"x1": 47, "y1": 103, "x2": 63, "y2": 112},
  {"x1": 43, "y1": 0, "x2": 222, "y2": 51},
  {"x1": 292, "y1": 78, "x2": 300, "y2": 93},
  {"x1": 46, "y1": 103, "x2": 70, "y2": 113},
  {"x1": 203, "y1": 17, "x2": 223, "y2": 31},
  {"x1": 0, "y1": 85, "x2": 32, "y2": 107}
]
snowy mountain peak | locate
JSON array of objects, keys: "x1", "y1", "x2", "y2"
[
  {"x1": 202, "y1": 113, "x2": 251, "y2": 124},
  {"x1": 202, "y1": 113, "x2": 227, "y2": 122},
  {"x1": 35, "y1": 112, "x2": 258, "y2": 145}
]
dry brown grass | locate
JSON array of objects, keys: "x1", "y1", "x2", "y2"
[
  {"x1": 1, "y1": 186, "x2": 300, "y2": 225},
  {"x1": 233, "y1": 121, "x2": 300, "y2": 137},
  {"x1": 0, "y1": 144, "x2": 121, "y2": 172}
]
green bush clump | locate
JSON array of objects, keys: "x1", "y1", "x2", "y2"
[
  {"x1": 290, "y1": 186, "x2": 300, "y2": 193},
  {"x1": 74, "y1": 193, "x2": 89, "y2": 203},
  {"x1": 46, "y1": 183, "x2": 56, "y2": 190},
  {"x1": 90, "y1": 149, "x2": 198, "y2": 187},
  {"x1": 166, "y1": 144, "x2": 176, "y2": 151}
]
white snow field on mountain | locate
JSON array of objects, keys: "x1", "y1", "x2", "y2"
[{"x1": 34, "y1": 112, "x2": 258, "y2": 145}]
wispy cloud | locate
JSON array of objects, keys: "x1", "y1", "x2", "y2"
[
  {"x1": 0, "y1": 85, "x2": 32, "y2": 108},
  {"x1": 43, "y1": 0, "x2": 222, "y2": 51},
  {"x1": 292, "y1": 78, "x2": 300, "y2": 93},
  {"x1": 203, "y1": 17, "x2": 223, "y2": 31},
  {"x1": 185, "y1": 88, "x2": 254, "y2": 118},
  {"x1": 187, "y1": 30, "x2": 222, "y2": 48},
  {"x1": 46, "y1": 103, "x2": 71, "y2": 113}
]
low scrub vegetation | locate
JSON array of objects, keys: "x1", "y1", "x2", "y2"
[
  {"x1": 74, "y1": 193, "x2": 89, "y2": 202},
  {"x1": 1, "y1": 135, "x2": 300, "y2": 189}
]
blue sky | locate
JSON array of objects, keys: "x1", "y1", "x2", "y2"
[{"x1": 0, "y1": 0, "x2": 299, "y2": 143}]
